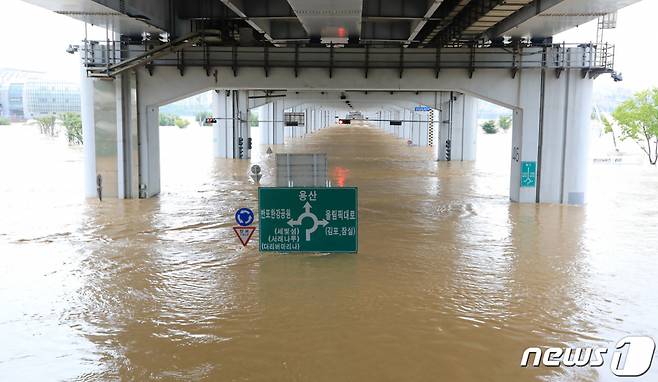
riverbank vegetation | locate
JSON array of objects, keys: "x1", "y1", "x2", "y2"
[
  {"x1": 160, "y1": 113, "x2": 190, "y2": 129},
  {"x1": 60, "y1": 112, "x2": 83, "y2": 145},
  {"x1": 481, "y1": 120, "x2": 498, "y2": 134},
  {"x1": 608, "y1": 87, "x2": 658, "y2": 165},
  {"x1": 36, "y1": 116, "x2": 56, "y2": 137}
]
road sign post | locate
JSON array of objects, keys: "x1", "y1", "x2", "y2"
[{"x1": 258, "y1": 187, "x2": 358, "y2": 253}]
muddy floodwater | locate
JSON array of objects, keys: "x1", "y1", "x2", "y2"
[{"x1": 1, "y1": 123, "x2": 657, "y2": 381}]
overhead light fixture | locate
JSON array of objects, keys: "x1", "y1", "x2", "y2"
[{"x1": 321, "y1": 37, "x2": 348, "y2": 47}]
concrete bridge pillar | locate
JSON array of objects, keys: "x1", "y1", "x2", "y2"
[
  {"x1": 272, "y1": 100, "x2": 284, "y2": 144},
  {"x1": 461, "y1": 95, "x2": 478, "y2": 161},
  {"x1": 411, "y1": 112, "x2": 418, "y2": 145},
  {"x1": 418, "y1": 111, "x2": 429, "y2": 147},
  {"x1": 402, "y1": 109, "x2": 414, "y2": 141},
  {"x1": 393, "y1": 110, "x2": 401, "y2": 137},
  {"x1": 285, "y1": 107, "x2": 293, "y2": 139},
  {"x1": 81, "y1": 70, "x2": 140, "y2": 199},
  {"x1": 512, "y1": 69, "x2": 593, "y2": 204},
  {"x1": 314, "y1": 109, "x2": 318, "y2": 132},
  {"x1": 303, "y1": 107, "x2": 310, "y2": 137},
  {"x1": 404, "y1": 110, "x2": 412, "y2": 140},
  {"x1": 413, "y1": 112, "x2": 425, "y2": 146},
  {"x1": 438, "y1": 92, "x2": 473, "y2": 162},
  {"x1": 299, "y1": 106, "x2": 305, "y2": 137},
  {"x1": 449, "y1": 94, "x2": 465, "y2": 159},
  {"x1": 387, "y1": 111, "x2": 394, "y2": 135},
  {"x1": 259, "y1": 102, "x2": 274, "y2": 145},
  {"x1": 212, "y1": 90, "x2": 251, "y2": 159},
  {"x1": 296, "y1": 106, "x2": 303, "y2": 137},
  {"x1": 290, "y1": 106, "x2": 297, "y2": 138},
  {"x1": 441, "y1": 93, "x2": 478, "y2": 160},
  {"x1": 312, "y1": 108, "x2": 317, "y2": 132}
]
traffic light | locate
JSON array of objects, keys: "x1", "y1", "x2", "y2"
[
  {"x1": 238, "y1": 137, "x2": 244, "y2": 158},
  {"x1": 445, "y1": 139, "x2": 451, "y2": 161},
  {"x1": 247, "y1": 137, "x2": 252, "y2": 150}
]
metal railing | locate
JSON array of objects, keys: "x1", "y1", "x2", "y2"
[{"x1": 79, "y1": 33, "x2": 616, "y2": 79}]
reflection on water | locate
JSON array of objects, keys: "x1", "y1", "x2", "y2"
[{"x1": 1, "y1": 124, "x2": 657, "y2": 381}]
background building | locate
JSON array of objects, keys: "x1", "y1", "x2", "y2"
[{"x1": 0, "y1": 68, "x2": 80, "y2": 121}]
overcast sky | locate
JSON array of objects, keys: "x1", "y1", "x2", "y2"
[{"x1": 0, "y1": 0, "x2": 655, "y2": 90}]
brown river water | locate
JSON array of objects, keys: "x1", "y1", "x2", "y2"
[{"x1": 1, "y1": 123, "x2": 657, "y2": 381}]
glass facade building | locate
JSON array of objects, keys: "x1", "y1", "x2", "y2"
[{"x1": 0, "y1": 69, "x2": 80, "y2": 121}]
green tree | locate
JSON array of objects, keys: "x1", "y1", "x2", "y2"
[
  {"x1": 36, "y1": 115, "x2": 56, "y2": 136},
  {"x1": 0, "y1": 116, "x2": 10, "y2": 125},
  {"x1": 601, "y1": 115, "x2": 619, "y2": 153},
  {"x1": 60, "y1": 112, "x2": 83, "y2": 145},
  {"x1": 175, "y1": 117, "x2": 190, "y2": 128},
  {"x1": 481, "y1": 120, "x2": 498, "y2": 134},
  {"x1": 195, "y1": 111, "x2": 212, "y2": 126},
  {"x1": 248, "y1": 111, "x2": 259, "y2": 127},
  {"x1": 611, "y1": 88, "x2": 658, "y2": 165},
  {"x1": 159, "y1": 113, "x2": 177, "y2": 126},
  {"x1": 499, "y1": 115, "x2": 512, "y2": 131}
]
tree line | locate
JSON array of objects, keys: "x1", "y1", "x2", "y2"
[{"x1": 481, "y1": 115, "x2": 511, "y2": 134}]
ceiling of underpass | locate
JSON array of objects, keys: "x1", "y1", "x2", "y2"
[{"x1": 23, "y1": 0, "x2": 642, "y2": 46}]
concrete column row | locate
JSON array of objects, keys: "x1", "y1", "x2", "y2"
[
  {"x1": 436, "y1": 93, "x2": 478, "y2": 162},
  {"x1": 81, "y1": 66, "x2": 592, "y2": 204},
  {"x1": 257, "y1": 102, "x2": 339, "y2": 146},
  {"x1": 370, "y1": 105, "x2": 437, "y2": 150}
]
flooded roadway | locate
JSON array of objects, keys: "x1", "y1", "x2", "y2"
[{"x1": 1, "y1": 123, "x2": 658, "y2": 381}]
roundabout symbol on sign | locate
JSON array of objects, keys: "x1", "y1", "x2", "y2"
[
  {"x1": 235, "y1": 208, "x2": 255, "y2": 227},
  {"x1": 287, "y1": 202, "x2": 329, "y2": 241}
]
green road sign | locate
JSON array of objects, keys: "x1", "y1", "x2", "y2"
[
  {"x1": 258, "y1": 187, "x2": 358, "y2": 253},
  {"x1": 521, "y1": 161, "x2": 537, "y2": 188}
]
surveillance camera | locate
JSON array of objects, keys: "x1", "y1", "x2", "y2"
[
  {"x1": 611, "y1": 71, "x2": 623, "y2": 82},
  {"x1": 66, "y1": 44, "x2": 79, "y2": 54}
]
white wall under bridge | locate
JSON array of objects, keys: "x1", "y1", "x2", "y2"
[{"x1": 81, "y1": 63, "x2": 594, "y2": 205}]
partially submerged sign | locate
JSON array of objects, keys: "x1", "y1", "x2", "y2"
[
  {"x1": 521, "y1": 161, "x2": 537, "y2": 188},
  {"x1": 250, "y1": 164, "x2": 262, "y2": 183},
  {"x1": 235, "y1": 208, "x2": 255, "y2": 226},
  {"x1": 275, "y1": 153, "x2": 328, "y2": 187},
  {"x1": 233, "y1": 208, "x2": 256, "y2": 246},
  {"x1": 233, "y1": 226, "x2": 256, "y2": 246},
  {"x1": 259, "y1": 187, "x2": 358, "y2": 253}
]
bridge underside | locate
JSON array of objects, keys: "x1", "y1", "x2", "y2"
[
  {"x1": 21, "y1": 0, "x2": 640, "y2": 205},
  {"x1": 22, "y1": 0, "x2": 640, "y2": 48},
  {"x1": 81, "y1": 52, "x2": 592, "y2": 204}
]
